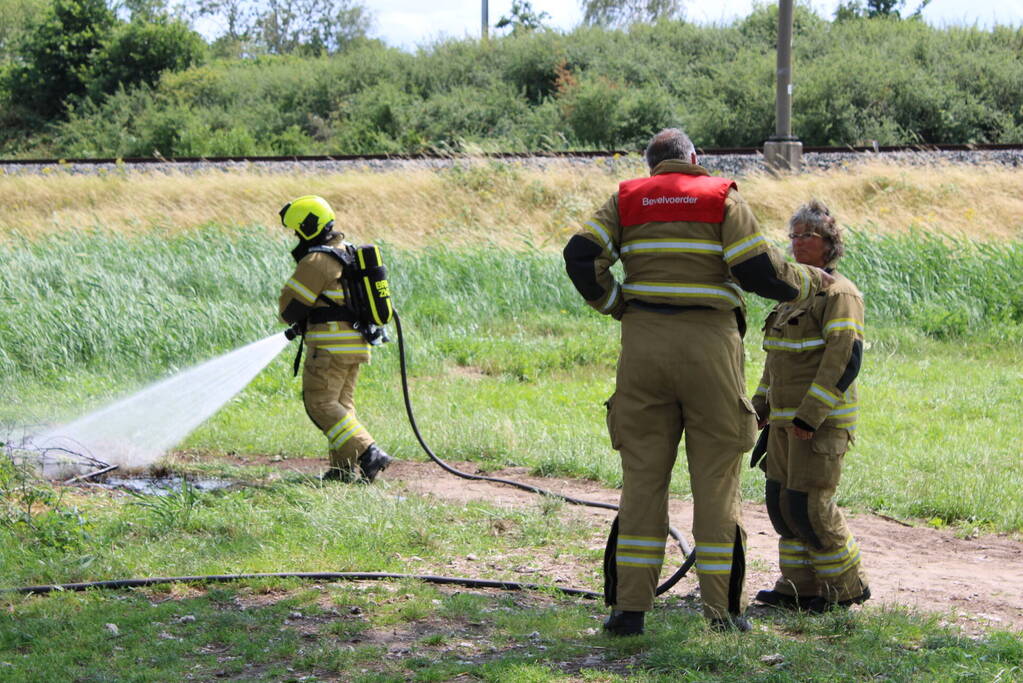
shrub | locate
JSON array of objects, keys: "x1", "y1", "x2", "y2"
[{"x1": 88, "y1": 18, "x2": 206, "y2": 99}]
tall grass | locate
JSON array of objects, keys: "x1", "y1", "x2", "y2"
[
  {"x1": 2, "y1": 229, "x2": 1022, "y2": 383},
  {"x1": 2, "y1": 162, "x2": 1022, "y2": 245},
  {"x1": 3, "y1": 230, "x2": 1021, "y2": 529}
]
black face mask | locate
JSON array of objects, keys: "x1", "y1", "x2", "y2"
[{"x1": 290, "y1": 228, "x2": 335, "y2": 263}]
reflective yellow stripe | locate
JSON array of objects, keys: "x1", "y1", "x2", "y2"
[
  {"x1": 811, "y1": 538, "x2": 862, "y2": 576},
  {"x1": 797, "y1": 266, "x2": 811, "y2": 301},
  {"x1": 770, "y1": 403, "x2": 858, "y2": 423},
  {"x1": 601, "y1": 282, "x2": 621, "y2": 313},
  {"x1": 824, "y1": 317, "x2": 864, "y2": 335},
  {"x1": 321, "y1": 345, "x2": 371, "y2": 355},
  {"x1": 623, "y1": 282, "x2": 742, "y2": 307},
  {"x1": 621, "y1": 239, "x2": 723, "y2": 255},
  {"x1": 695, "y1": 542, "x2": 733, "y2": 574},
  {"x1": 306, "y1": 331, "x2": 363, "y2": 341},
  {"x1": 287, "y1": 278, "x2": 316, "y2": 304},
  {"x1": 755, "y1": 383, "x2": 769, "y2": 397},
  {"x1": 327, "y1": 415, "x2": 356, "y2": 441},
  {"x1": 808, "y1": 383, "x2": 841, "y2": 408},
  {"x1": 322, "y1": 289, "x2": 346, "y2": 302},
  {"x1": 763, "y1": 336, "x2": 826, "y2": 352},
  {"x1": 723, "y1": 234, "x2": 766, "y2": 263},
  {"x1": 584, "y1": 220, "x2": 619, "y2": 260}
]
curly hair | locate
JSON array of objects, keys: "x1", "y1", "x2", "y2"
[{"x1": 789, "y1": 199, "x2": 844, "y2": 265}]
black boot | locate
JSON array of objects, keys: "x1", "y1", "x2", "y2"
[
  {"x1": 321, "y1": 465, "x2": 357, "y2": 483},
  {"x1": 755, "y1": 589, "x2": 817, "y2": 611},
  {"x1": 358, "y1": 444, "x2": 393, "y2": 483},
  {"x1": 602, "y1": 610, "x2": 645, "y2": 636},
  {"x1": 805, "y1": 586, "x2": 871, "y2": 614},
  {"x1": 710, "y1": 614, "x2": 752, "y2": 633}
]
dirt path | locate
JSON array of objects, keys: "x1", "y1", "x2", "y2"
[{"x1": 175, "y1": 454, "x2": 1023, "y2": 634}]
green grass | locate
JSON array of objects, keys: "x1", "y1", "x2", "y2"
[
  {"x1": 2, "y1": 228, "x2": 1023, "y2": 679},
  {"x1": 2, "y1": 229, "x2": 1022, "y2": 531},
  {"x1": 1, "y1": 576, "x2": 1020, "y2": 681}
]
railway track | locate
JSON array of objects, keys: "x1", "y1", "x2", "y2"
[{"x1": 1, "y1": 142, "x2": 1021, "y2": 176}]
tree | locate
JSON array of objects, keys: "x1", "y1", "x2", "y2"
[
  {"x1": 835, "y1": 0, "x2": 931, "y2": 21},
  {"x1": 5, "y1": 0, "x2": 116, "y2": 118},
  {"x1": 0, "y1": 0, "x2": 48, "y2": 65},
  {"x1": 581, "y1": 0, "x2": 684, "y2": 28},
  {"x1": 88, "y1": 18, "x2": 205, "y2": 97},
  {"x1": 189, "y1": 0, "x2": 371, "y2": 55},
  {"x1": 496, "y1": 0, "x2": 551, "y2": 35}
]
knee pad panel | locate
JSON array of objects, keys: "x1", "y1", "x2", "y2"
[
  {"x1": 765, "y1": 479, "x2": 795, "y2": 538},
  {"x1": 786, "y1": 489, "x2": 823, "y2": 550}
]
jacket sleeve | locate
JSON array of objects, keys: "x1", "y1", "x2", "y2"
[
  {"x1": 278, "y1": 255, "x2": 331, "y2": 325},
  {"x1": 720, "y1": 190, "x2": 822, "y2": 303},
  {"x1": 751, "y1": 310, "x2": 776, "y2": 421},
  {"x1": 793, "y1": 292, "x2": 865, "y2": 430},
  {"x1": 563, "y1": 194, "x2": 626, "y2": 319}
]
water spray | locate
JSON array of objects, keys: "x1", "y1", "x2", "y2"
[{"x1": 29, "y1": 332, "x2": 290, "y2": 477}]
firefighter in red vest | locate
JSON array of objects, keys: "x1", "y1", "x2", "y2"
[{"x1": 563, "y1": 128, "x2": 833, "y2": 635}]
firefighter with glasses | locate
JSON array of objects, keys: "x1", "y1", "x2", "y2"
[
  {"x1": 752, "y1": 199, "x2": 871, "y2": 612},
  {"x1": 277, "y1": 195, "x2": 393, "y2": 483},
  {"x1": 563, "y1": 128, "x2": 834, "y2": 636}
]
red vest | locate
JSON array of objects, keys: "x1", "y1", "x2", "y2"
[{"x1": 618, "y1": 173, "x2": 736, "y2": 226}]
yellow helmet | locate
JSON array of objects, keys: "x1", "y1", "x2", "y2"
[{"x1": 279, "y1": 195, "x2": 335, "y2": 241}]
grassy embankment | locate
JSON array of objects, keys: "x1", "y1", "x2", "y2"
[{"x1": 1, "y1": 160, "x2": 1021, "y2": 681}]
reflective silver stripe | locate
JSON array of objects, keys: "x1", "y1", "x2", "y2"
[
  {"x1": 584, "y1": 220, "x2": 619, "y2": 260},
  {"x1": 723, "y1": 234, "x2": 766, "y2": 263},
  {"x1": 329, "y1": 418, "x2": 363, "y2": 449},
  {"x1": 287, "y1": 278, "x2": 316, "y2": 303},
  {"x1": 623, "y1": 282, "x2": 742, "y2": 307},
  {"x1": 618, "y1": 537, "x2": 666, "y2": 548},
  {"x1": 824, "y1": 318, "x2": 864, "y2": 335},
  {"x1": 828, "y1": 405, "x2": 858, "y2": 417},
  {"x1": 617, "y1": 555, "x2": 662, "y2": 565},
  {"x1": 763, "y1": 337, "x2": 826, "y2": 351},
  {"x1": 621, "y1": 239, "x2": 723, "y2": 255},
  {"x1": 322, "y1": 289, "x2": 346, "y2": 302},
  {"x1": 798, "y1": 266, "x2": 811, "y2": 300},
  {"x1": 327, "y1": 415, "x2": 357, "y2": 441},
  {"x1": 601, "y1": 282, "x2": 620, "y2": 313},
  {"x1": 755, "y1": 384, "x2": 768, "y2": 397},
  {"x1": 771, "y1": 404, "x2": 858, "y2": 421},
  {"x1": 809, "y1": 384, "x2": 840, "y2": 407},
  {"x1": 306, "y1": 331, "x2": 363, "y2": 341},
  {"x1": 322, "y1": 345, "x2": 371, "y2": 354}
]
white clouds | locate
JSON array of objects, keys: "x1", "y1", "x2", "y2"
[{"x1": 367, "y1": 0, "x2": 1023, "y2": 51}]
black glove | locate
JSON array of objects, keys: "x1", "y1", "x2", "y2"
[{"x1": 749, "y1": 425, "x2": 770, "y2": 469}]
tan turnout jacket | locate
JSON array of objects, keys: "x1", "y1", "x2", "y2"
[
  {"x1": 278, "y1": 233, "x2": 370, "y2": 363},
  {"x1": 753, "y1": 272, "x2": 864, "y2": 432}
]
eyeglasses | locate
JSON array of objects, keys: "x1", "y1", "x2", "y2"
[{"x1": 788, "y1": 232, "x2": 821, "y2": 240}]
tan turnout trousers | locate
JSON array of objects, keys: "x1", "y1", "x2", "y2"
[
  {"x1": 764, "y1": 418, "x2": 867, "y2": 602},
  {"x1": 302, "y1": 347, "x2": 375, "y2": 469},
  {"x1": 608, "y1": 308, "x2": 757, "y2": 618}
]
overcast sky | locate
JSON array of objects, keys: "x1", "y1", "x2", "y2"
[{"x1": 370, "y1": 0, "x2": 1023, "y2": 51}]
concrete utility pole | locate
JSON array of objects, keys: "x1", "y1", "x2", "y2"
[
  {"x1": 764, "y1": 0, "x2": 803, "y2": 172},
  {"x1": 482, "y1": 0, "x2": 489, "y2": 40}
]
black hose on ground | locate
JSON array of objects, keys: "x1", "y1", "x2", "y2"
[
  {"x1": 393, "y1": 313, "x2": 695, "y2": 597},
  {"x1": 12, "y1": 572, "x2": 600, "y2": 598}
]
